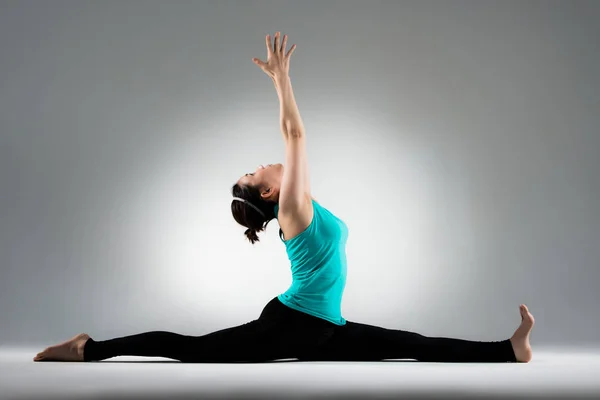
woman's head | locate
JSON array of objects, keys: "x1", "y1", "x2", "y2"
[{"x1": 231, "y1": 163, "x2": 284, "y2": 244}]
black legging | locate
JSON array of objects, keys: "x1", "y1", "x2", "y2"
[{"x1": 83, "y1": 296, "x2": 516, "y2": 363}]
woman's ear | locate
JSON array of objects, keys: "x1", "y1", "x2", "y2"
[{"x1": 260, "y1": 187, "x2": 272, "y2": 199}]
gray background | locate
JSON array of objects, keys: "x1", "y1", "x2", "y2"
[{"x1": 1, "y1": 0, "x2": 598, "y2": 349}]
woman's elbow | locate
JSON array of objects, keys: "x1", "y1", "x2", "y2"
[{"x1": 286, "y1": 128, "x2": 305, "y2": 139}]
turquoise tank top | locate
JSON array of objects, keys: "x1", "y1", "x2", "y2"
[{"x1": 274, "y1": 199, "x2": 348, "y2": 326}]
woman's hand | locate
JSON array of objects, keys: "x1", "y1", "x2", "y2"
[{"x1": 252, "y1": 31, "x2": 296, "y2": 82}]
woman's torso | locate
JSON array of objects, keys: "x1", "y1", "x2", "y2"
[{"x1": 273, "y1": 197, "x2": 349, "y2": 325}]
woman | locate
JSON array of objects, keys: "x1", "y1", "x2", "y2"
[{"x1": 34, "y1": 32, "x2": 534, "y2": 363}]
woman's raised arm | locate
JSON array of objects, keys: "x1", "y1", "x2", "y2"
[{"x1": 253, "y1": 32, "x2": 311, "y2": 213}]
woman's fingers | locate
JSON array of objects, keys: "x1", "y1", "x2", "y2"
[
  {"x1": 253, "y1": 58, "x2": 266, "y2": 68},
  {"x1": 286, "y1": 43, "x2": 296, "y2": 59},
  {"x1": 265, "y1": 32, "x2": 293, "y2": 58},
  {"x1": 273, "y1": 31, "x2": 280, "y2": 53},
  {"x1": 256, "y1": 32, "x2": 294, "y2": 73},
  {"x1": 265, "y1": 34, "x2": 273, "y2": 56}
]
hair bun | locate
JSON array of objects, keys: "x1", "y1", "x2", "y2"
[{"x1": 244, "y1": 228, "x2": 260, "y2": 244}]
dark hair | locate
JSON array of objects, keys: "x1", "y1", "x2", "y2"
[{"x1": 231, "y1": 182, "x2": 281, "y2": 244}]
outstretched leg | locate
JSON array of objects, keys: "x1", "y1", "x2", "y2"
[
  {"x1": 34, "y1": 319, "x2": 295, "y2": 363},
  {"x1": 301, "y1": 304, "x2": 534, "y2": 363},
  {"x1": 33, "y1": 297, "x2": 329, "y2": 363}
]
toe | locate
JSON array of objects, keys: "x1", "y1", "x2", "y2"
[{"x1": 520, "y1": 305, "x2": 528, "y2": 316}]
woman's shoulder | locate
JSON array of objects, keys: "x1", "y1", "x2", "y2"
[{"x1": 277, "y1": 193, "x2": 315, "y2": 241}]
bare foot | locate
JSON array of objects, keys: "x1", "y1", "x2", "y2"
[
  {"x1": 509, "y1": 304, "x2": 534, "y2": 362},
  {"x1": 33, "y1": 333, "x2": 90, "y2": 362}
]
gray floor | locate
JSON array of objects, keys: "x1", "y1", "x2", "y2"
[{"x1": 1, "y1": 346, "x2": 599, "y2": 400}]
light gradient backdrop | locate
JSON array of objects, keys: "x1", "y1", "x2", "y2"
[{"x1": 1, "y1": 0, "x2": 598, "y2": 349}]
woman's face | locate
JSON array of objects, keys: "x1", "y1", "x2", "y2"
[{"x1": 237, "y1": 163, "x2": 284, "y2": 199}]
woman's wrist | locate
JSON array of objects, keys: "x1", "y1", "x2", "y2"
[{"x1": 274, "y1": 74, "x2": 290, "y2": 88}]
